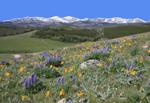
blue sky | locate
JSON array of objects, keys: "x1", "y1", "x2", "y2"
[{"x1": 0, "y1": 0, "x2": 149, "y2": 20}]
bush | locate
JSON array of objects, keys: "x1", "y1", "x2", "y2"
[{"x1": 83, "y1": 47, "x2": 110, "y2": 61}]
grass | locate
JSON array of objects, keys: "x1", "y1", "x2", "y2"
[
  {"x1": 0, "y1": 32, "x2": 150, "y2": 103},
  {"x1": 103, "y1": 24, "x2": 150, "y2": 38},
  {"x1": 0, "y1": 31, "x2": 75, "y2": 54}
]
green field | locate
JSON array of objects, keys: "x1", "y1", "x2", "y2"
[{"x1": 0, "y1": 31, "x2": 75, "y2": 54}]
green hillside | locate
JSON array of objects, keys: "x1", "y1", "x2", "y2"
[
  {"x1": 0, "y1": 32, "x2": 149, "y2": 103},
  {"x1": 104, "y1": 24, "x2": 150, "y2": 38},
  {"x1": 0, "y1": 31, "x2": 74, "y2": 54}
]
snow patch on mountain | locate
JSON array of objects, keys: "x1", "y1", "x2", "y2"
[{"x1": 3, "y1": 16, "x2": 148, "y2": 24}]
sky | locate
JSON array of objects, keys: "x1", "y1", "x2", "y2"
[{"x1": 0, "y1": 0, "x2": 150, "y2": 20}]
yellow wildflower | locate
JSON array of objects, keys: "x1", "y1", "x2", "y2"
[
  {"x1": 0, "y1": 64, "x2": 4, "y2": 68},
  {"x1": 61, "y1": 61, "x2": 64, "y2": 65},
  {"x1": 59, "y1": 89, "x2": 65, "y2": 96},
  {"x1": 4, "y1": 72, "x2": 11, "y2": 77},
  {"x1": 21, "y1": 95, "x2": 29, "y2": 101},
  {"x1": 97, "y1": 63, "x2": 103, "y2": 68},
  {"x1": 77, "y1": 70, "x2": 82, "y2": 77},
  {"x1": 129, "y1": 70, "x2": 137, "y2": 76},
  {"x1": 45, "y1": 90, "x2": 51, "y2": 97},
  {"x1": 69, "y1": 66, "x2": 74, "y2": 72},
  {"x1": 146, "y1": 50, "x2": 150, "y2": 53},
  {"x1": 18, "y1": 67, "x2": 25, "y2": 73},
  {"x1": 76, "y1": 90, "x2": 84, "y2": 97},
  {"x1": 64, "y1": 67, "x2": 68, "y2": 73}
]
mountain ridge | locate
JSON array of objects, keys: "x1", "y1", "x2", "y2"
[{"x1": 1, "y1": 16, "x2": 150, "y2": 27}]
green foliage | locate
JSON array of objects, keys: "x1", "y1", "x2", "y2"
[
  {"x1": 0, "y1": 25, "x2": 34, "y2": 37},
  {"x1": 104, "y1": 24, "x2": 150, "y2": 39},
  {"x1": 32, "y1": 27, "x2": 102, "y2": 43},
  {"x1": 25, "y1": 81, "x2": 46, "y2": 94},
  {"x1": 34, "y1": 68, "x2": 61, "y2": 78}
]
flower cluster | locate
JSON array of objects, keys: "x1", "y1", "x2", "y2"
[
  {"x1": 42, "y1": 52, "x2": 63, "y2": 67},
  {"x1": 83, "y1": 46, "x2": 110, "y2": 61},
  {"x1": 22, "y1": 73, "x2": 37, "y2": 89},
  {"x1": 22, "y1": 73, "x2": 45, "y2": 93}
]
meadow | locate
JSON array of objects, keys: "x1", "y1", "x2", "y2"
[
  {"x1": 0, "y1": 32, "x2": 150, "y2": 103},
  {"x1": 0, "y1": 31, "x2": 75, "y2": 54}
]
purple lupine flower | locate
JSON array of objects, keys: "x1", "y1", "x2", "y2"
[
  {"x1": 23, "y1": 73, "x2": 37, "y2": 89},
  {"x1": 42, "y1": 52, "x2": 49, "y2": 57},
  {"x1": 56, "y1": 76, "x2": 64, "y2": 86},
  {"x1": 66, "y1": 98, "x2": 73, "y2": 103},
  {"x1": 112, "y1": 58, "x2": 115, "y2": 65},
  {"x1": 148, "y1": 79, "x2": 150, "y2": 85},
  {"x1": 0, "y1": 60, "x2": 8, "y2": 65},
  {"x1": 31, "y1": 73, "x2": 36, "y2": 84},
  {"x1": 70, "y1": 75, "x2": 76, "y2": 81}
]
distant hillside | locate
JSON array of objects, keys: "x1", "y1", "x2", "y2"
[
  {"x1": 0, "y1": 24, "x2": 34, "y2": 37},
  {"x1": 103, "y1": 24, "x2": 150, "y2": 38},
  {"x1": 32, "y1": 27, "x2": 102, "y2": 43},
  {"x1": 32, "y1": 24, "x2": 150, "y2": 42}
]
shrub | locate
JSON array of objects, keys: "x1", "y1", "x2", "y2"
[
  {"x1": 83, "y1": 47, "x2": 110, "y2": 61},
  {"x1": 34, "y1": 67, "x2": 61, "y2": 78}
]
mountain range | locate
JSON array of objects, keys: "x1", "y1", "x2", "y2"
[{"x1": 1, "y1": 16, "x2": 149, "y2": 27}]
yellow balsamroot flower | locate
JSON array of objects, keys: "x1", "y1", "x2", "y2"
[
  {"x1": 0, "y1": 64, "x2": 4, "y2": 68},
  {"x1": 61, "y1": 61, "x2": 64, "y2": 65},
  {"x1": 76, "y1": 90, "x2": 84, "y2": 97},
  {"x1": 45, "y1": 90, "x2": 51, "y2": 97},
  {"x1": 129, "y1": 70, "x2": 137, "y2": 76},
  {"x1": 69, "y1": 66, "x2": 74, "y2": 72},
  {"x1": 97, "y1": 63, "x2": 103, "y2": 68},
  {"x1": 50, "y1": 65, "x2": 53, "y2": 68},
  {"x1": 4, "y1": 71, "x2": 11, "y2": 77},
  {"x1": 59, "y1": 89, "x2": 65, "y2": 96},
  {"x1": 21, "y1": 95, "x2": 29, "y2": 101},
  {"x1": 125, "y1": 69, "x2": 137, "y2": 76},
  {"x1": 128, "y1": 43, "x2": 131, "y2": 46},
  {"x1": 18, "y1": 67, "x2": 25, "y2": 74},
  {"x1": 77, "y1": 70, "x2": 82, "y2": 77},
  {"x1": 64, "y1": 67, "x2": 68, "y2": 73},
  {"x1": 146, "y1": 50, "x2": 150, "y2": 53}
]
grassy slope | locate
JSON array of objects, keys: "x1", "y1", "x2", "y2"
[
  {"x1": 0, "y1": 31, "x2": 75, "y2": 54},
  {"x1": 104, "y1": 24, "x2": 150, "y2": 38},
  {"x1": 0, "y1": 32, "x2": 150, "y2": 103}
]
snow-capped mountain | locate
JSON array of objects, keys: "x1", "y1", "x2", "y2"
[
  {"x1": 1, "y1": 16, "x2": 149, "y2": 27},
  {"x1": 4, "y1": 16, "x2": 147, "y2": 23}
]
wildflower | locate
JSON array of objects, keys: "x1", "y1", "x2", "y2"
[
  {"x1": 18, "y1": 67, "x2": 25, "y2": 74},
  {"x1": 23, "y1": 73, "x2": 37, "y2": 89},
  {"x1": 64, "y1": 67, "x2": 68, "y2": 73},
  {"x1": 69, "y1": 66, "x2": 74, "y2": 72},
  {"x1": 77, "y1": 70, "x2": 82, "y2": 77},
  {"x1": 125, "y1": 69, "x2": 137, "y2": 76},
  {"x1": 59, "y1": 89, "x2": 65, "y2": 96},
  {"x1": 0, "y1": 64, "x2": 4, "y2": 68},
  {"x1": 146, "y1": 50, "x2": 150, "y2": 53},
  {"x1": 56, "y1": 76, "x2": 64, "y2": 86},
  {"x1": 129, "y1": 70, "x2": 137, "y2": 76},
  {"x1": 21, "y1": 95, "x2": 29, "y2": 101},
  {"x1": 66, "y1": 98, "x2": 73, "y2": 103},
  {"x1": 76, "y1": 90, "x2": 84, "y2": 97},
  {"x1": 70, "y1": 75, "x2": 76, "y2": 81},
  {"x1": 4, "y1": 71, "x2": 11, "y2": 77},
  {"x1": 45, "y1": 90, "x2": 51, "y2": 97},
  {"x1": 97, "y1": 63, "x2": 103, "y2": 68},
  {"x1": 61, "y1": 61, "x2": 64, "y2": 65}
]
